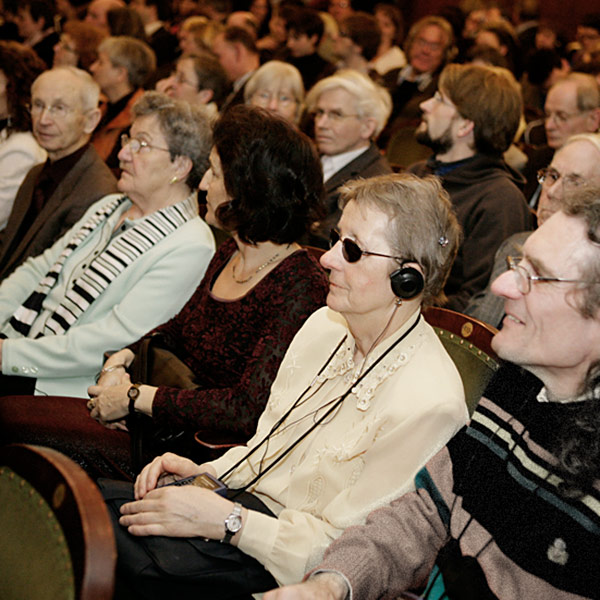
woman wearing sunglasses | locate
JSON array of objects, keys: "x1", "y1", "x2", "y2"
[{"x1": 103, "y1": 172, "x2": 469, "y2": 599}]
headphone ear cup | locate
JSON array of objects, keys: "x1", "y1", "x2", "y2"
[{"x1": 390, "y1": 266, "x2": 424, "y2": 300}]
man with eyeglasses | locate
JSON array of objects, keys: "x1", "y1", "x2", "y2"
[
  {"x1": 303, "y1": 70, "x2": 392, "y2": 248},
  {"x1": 265, "y1": 186, "x2": 600, "y2": 600},
  {"x1": 0, "y1": 67, "x2": 117, "y2": 282},
  {"x1": 522, "y1": 72, "x2": 600, "y2": 202},
  {"x1": 90, "y1": 36, "x2": 157, "y2": 172},
  {"x1": 378, "y1": 16, "x2": 455, "y2": 152},
  {"x1": 466, "y1": 132, "x2": 600, "y2": 327},
  {"x1": 409, "y1": 63, "x2": 530, "y2": 312}
]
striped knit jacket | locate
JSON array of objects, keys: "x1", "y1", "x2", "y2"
[{"x1": 315, "y1": 362, "x2": 600, "y2": 599}]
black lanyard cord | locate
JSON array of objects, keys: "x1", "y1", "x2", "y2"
[{"x1": 224, "y1": 314, "x2": 422, "y2": 494}]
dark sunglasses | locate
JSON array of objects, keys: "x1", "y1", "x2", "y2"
[{"x1": 329, "y1": 229, "x2": 405, "y2": 263}]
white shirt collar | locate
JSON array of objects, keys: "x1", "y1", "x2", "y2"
[{"x1": 321, "y1": 146, "x2": 369, "y2": 183}]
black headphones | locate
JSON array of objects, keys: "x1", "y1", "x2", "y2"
[{"x1": 390, "y1": 261, "x2": 424, "y2": 300}]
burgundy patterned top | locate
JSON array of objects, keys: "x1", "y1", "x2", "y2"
[{"x1": 132, "y1": 238, "x2": 329, "y2": 439}]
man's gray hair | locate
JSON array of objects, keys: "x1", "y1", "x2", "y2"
[
  {"x1": 305, "y1": 69, "x2": 392, "y2": 137},
  {"x1": 32, "y1": 66, "x2": 101, "y2": 113}
]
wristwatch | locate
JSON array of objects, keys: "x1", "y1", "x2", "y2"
[
  {"x1": 127, "y1": 383, "x2": 142, "y2": 414},
  {"x1": 221, "y1": 502, "x2": 243, "y2": 544}
]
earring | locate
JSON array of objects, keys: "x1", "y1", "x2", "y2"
[
  {"x1": 395, "y1": 297, "x2": 403, "y2": 306},
  {"x1": 169, "y1": 175, "x2": 178, "y2": 185}
]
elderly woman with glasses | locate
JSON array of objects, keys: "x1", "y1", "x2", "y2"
[
  {"x1": 245, "y1": 60, "x2": 305, "y2": 124},
  {"x1": 101, "y1": 172, "x2": 469, "y2": 599},
  {"x1": 0, "y1": 91, "x2": 214, "y2": 393}
]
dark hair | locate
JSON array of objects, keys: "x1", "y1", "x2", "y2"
[
  {"x1": 581, "y1": 12, "x2": 600, "y2": 33},
  {"x1": 22, "y1": 0, "x2": 55, "y2": 29},
  {"x1": 285, "y1": 7, "x2": 324, "y2": 41},
  {"x1": 143, "y1": 0, "x2": 173, "y2": 23},
  {"x1": 342, "y1": 12, "x2": 381, "y2": 62},
  {"x1": 222, "y1": 25, "x2": 258, "y2": 54},
  {"x1": 0, "y1": 41, "x2": 46, "y2": 134},
  {"x1": 107, "y1": 7, "x2": 147, "y2": 41},
  {"x1": 62, "y1": 20, "x2": 108, "y2": 70},
  {"x1": 186, "y1": 52, "x2": 230, "y2": 107},
  {"x1": 214, "y1": 105, "x2": 324, "y2": 244},
  {"x1": 523, "y1": 48, "x2": 562, "y2": 86},
  {"x1": 374, "y1": 3, "x2": 404, "y2": 46}
]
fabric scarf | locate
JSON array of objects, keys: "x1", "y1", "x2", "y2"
[{"x1": 9, "y1": 193, "x2": 198, "y2": 338}]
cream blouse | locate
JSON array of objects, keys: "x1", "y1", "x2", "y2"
[{"x1": 209, "y1": 306, "x2": 467, "y2": 585}]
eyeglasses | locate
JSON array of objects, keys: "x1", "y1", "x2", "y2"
[
  {"x1": 252, "y1": 90, "x2": 296, "y2": 107},
  {"x1": 120, "y1": 134, "x2": 171, "y2": 154},
  {"x1": 29, "y1": 100, "x2": 74, "y2": 119},
  {"x1": 330, "y1": 229, "x2": 405, "y2": 263},
  {"x1": 413, "y1": 36, "x2": 444, "y2": 52},
  {"x1": 312, "y1": 108, "x2": 360, "y2": 123},
  {"x1": 536, "y1": 167, "x2": 585, "y2": 189},
  {"x1": 543, "y1": 110, "x2": 588, "y2": 125},
  {"x1": 172, "y1": 70, "x2": 197, "y2": 87},
  {"x1": 506, "y1": 256, "x2": 597, "y2": 294}
]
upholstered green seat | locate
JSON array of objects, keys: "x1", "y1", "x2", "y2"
[
  {"x1": 0, "y1": 444, "x2": 116, "y2": 600},
  {"x1": 0, "y1": 466, "x2": 75, "y2": 599},
  {"x1": 423, "y1": 307, "x2": 499, "y2": 415}
]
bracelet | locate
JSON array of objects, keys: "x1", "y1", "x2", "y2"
[{"x1": 95, "y1": 363, "x2": 126, "y2": 384}]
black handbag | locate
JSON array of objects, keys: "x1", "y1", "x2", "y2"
[
  {"x1": 99, "y1": 478, "x2": 278, "y2": 599},
  {"x1": 126, "y1": 334, "x2": 201, "y2": 473}
]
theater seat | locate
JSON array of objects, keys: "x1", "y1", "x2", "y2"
[{"x1": 0, "y1": 444, "x2": 116, "y2": 600}]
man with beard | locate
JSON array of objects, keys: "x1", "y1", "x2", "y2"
[{"x1": 408, "y1": 63, "x2": 530, "y2": 312}]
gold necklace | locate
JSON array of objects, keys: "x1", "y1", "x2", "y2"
[{"x1": 231, "y1": 251, "x2": 282, "y2": 284}]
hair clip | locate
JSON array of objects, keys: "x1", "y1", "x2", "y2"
[{"x1": 438, "y1": 236, "x2": 449, "y2": 247}]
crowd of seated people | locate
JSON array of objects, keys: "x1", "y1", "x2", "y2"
[{"x1": 0, "y1": 1, "x2": 599, "y2": 598}]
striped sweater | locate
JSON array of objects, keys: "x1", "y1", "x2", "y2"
[{"x1": 315, "y1": 363, "x2": 600, "y2": 599}]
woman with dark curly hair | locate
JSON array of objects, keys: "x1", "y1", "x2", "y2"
[{"x1": 0, "y1": 41, "x2": 47, "y2": 230}]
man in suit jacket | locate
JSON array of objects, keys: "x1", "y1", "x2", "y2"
[
  {"x1": 0, "y1": 67, "x2": 117, "y2": 281},
  {"x1": 212, "y1": 26, "x2": 260, "y2": 112},
  {"x1": 304, "y1": 70, "x2": 393, "y2": 248}
]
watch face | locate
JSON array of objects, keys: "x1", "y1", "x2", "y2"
[
  {"x1": 228, "y1": 514, "x2": 242, "y2": 533},
  {"x1": 128, "y1": 386, "x2": 140, "y2": 400}
]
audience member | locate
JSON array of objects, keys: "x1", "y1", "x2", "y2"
[
  {"x1": 226, "y1": 11, "x2": 259, "y2": 37},
  {"x1": 332, "y1": 12, "x2": 381, "y2": 77},
  {"x1": 264, "y1": 185, "x2": 600, "y2": 600},
  {"x1": 90, "y1": 36, "x2": 157, "y2": 170},
  {"x1": 304, "y1": 69, "x2": 392, "y2": 247},
  {"x1": 379, "y1": 16, "x2": 455, "y2": 155},
  {"x1": 85, "y1": 0, "x2": 126, "y2": 35},
  {"x1": 100, "y1": 171, "x2": 467, "y2": 598},
  {"x1": 212, "y1": 25, "x2": 260, "y2": 111},
  {"x1": 158, "y1": 51, "x2": 229, "y2": 115},
  {"x1": 15, "y1": 0, "x2": 59, "y2": 68},
  {"x1": 0, "y1": 92, "x2": 215, "y2": 398},
  {"x1": 285, "y1": 7, "x2": 335, "y2": 91},
  {"x1": 466, "y1": 132, "x2": 600, "y2": 327},
  {"x1": 370, "y1": 2, "x2": 406, "y2": 77},
  {"x1": 408, "y1": 63, "x2": 530, "y2": 312},
  {"x1": 53, "y1": 20, "x2": 108, "y2": 71},
  {"x1": 0, "y1": 42, "x2": 47, "y2": 232},
  {"x1": 0, "y1": 67, "x2": 117, "y2": 281},
  {"x1": 327, "y1": 0, "x2": 354, "y2": 25},
  {"x1": 130, "y1": 0, "x2": 179, "y2": 80},
  {"x1": 106, "y1": 6, "x2": 147, "y2": 41},
  {"x1": 245, "y1": 61, "x2": 304, "y2": 124},
  {"x1": 178, "y1": 15, "x2": 221, "y2": 55}
]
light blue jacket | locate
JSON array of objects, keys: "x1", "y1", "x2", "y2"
[{"x1": 0, "y1": 193, "x2": 215, "y2": 397}]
